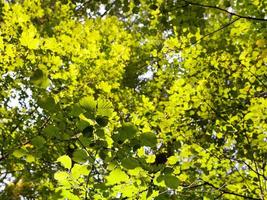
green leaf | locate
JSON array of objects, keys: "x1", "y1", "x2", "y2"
[
  {"x1": 116, "y1": 123, "x2": 138, "y2": 142},
  {"x1": 13, "y1": 149, "x2": 27, "y2": 158},
  {"x1": 54, "y1": 171, "x2": 69, "y2": 181},
  {"x1": 30, "y1": 69, "x2": 50, "y2": 88},
  {"x1": 96, "y1": 98, "x2": 113, "y2": 117},
  {"x1": 71, "y1": 164, "x2": 89, "y2": 179},
  {"x1": 139, "y1": 132, "x2": 157, "y2": 147},
  {"x1": 106, "y1": 168, "x2": 129, "y2": 185},
  {"x1": 146, "y1": 154, "x2": 156, "y2": 163},
  {"x1": 30, "y1": 69, "x2": 43, "y2": 83},
  {"x1": 121, "y1": 157, "x2": 139, "y2": 169},
  {"x1": 82, "y1": 125, "x2": 94, "y2": 137},
  {"x1": 155, "y1": 193, "x2": 170, "y2": 200},
  {"x1": 61, "y1": 190, "x2": 80, "y2": 200},
  {"x1": 79, "y1": 113, "x2": 95, "y2": 125},
  {"x1": 79, "y1": 96, "x2": 96, "y2": 112},
  {"x1": 78, "y1": 135, "x2": 91, "y2": 147},
  {"x1": 38, "y1": 95, "x2": 57, "y2": 112},
  {"x1": 31, "y1": 136, "x2": 46, "y2": 148},
  {"x1": 96, "y1": 115, "x2": 109, "y2": 127},
  {"x1": 167, "y1": 156, "x2": 178, "y2": 165},
  {"x1": 43, "y1": 125, "x2": 60, "y2": 138},
  {"x1": 25, "y1": 154, "x2": 36, "y2": 163},
  {"x1": 70, "y1": 104, "x2": 84, "y2": 117},
  {"x1": 57, "y1": 155, "x2": 72, "y2": 169},
  {"x1": 164, "y1": 175, "x2": 179, "y2": 189},
  {"x1": 95, "y1": 128, "x2": 105, "y2": 138},
  {"x1": 72, "y1": 149, "x2": 88, "y2": 163}
]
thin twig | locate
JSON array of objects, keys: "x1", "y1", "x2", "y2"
[
  {"x1": 244, "y1": 134, "x2": 265, "y2": 200},
  {"x1": 203, "y1": 181, "x2": 261, "y2": 200},
  {"x1": 185, "y1": 17, "x2": 240, "y2": 48},
  {"x1": 242, "y1": 64, "x2": 267, "y2": 89},
  {"x1": 184, "y1": 1, "x2": 267, "y2": 22},
  {"x1": 100, "y1": 1, "x2": 116, "y2": 18}
]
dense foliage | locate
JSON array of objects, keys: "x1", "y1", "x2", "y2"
[{"x1": 0, "y1": 0, "x2": 266, "y2": 199}]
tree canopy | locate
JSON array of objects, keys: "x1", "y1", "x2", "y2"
[{"x1": 0, "y1": 0, "x2": 266, "y2": 199}]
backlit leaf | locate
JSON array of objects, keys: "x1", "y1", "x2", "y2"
[
  {"x1": 57, "y1": 155, "x2": 72, "y2": 170},
  {"x1": 106, "y1": 168, "x2": 129, "y2": 185}
]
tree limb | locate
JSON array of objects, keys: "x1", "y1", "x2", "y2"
[
  {"x1": 184, "y1": 0, "x2": 267, "y2": 22},
  {"x1": 203, "y1": 181, "x2": 261, "y2": 200},
  {"x1": 187, "y1": 17, "x2": 240, "y2": 47}
]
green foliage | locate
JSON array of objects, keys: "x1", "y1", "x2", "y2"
[
  {"x1": 57, "y1": 155, "x2": 72, "y2": 170},
  {"x1": 96, "y1": 115, "x2": 109, "y2": 127},
  {"x1": 72, "y1": 149, "x2": 88, "y2": 163},
  {"x1": 113, "y1": 123, "x2": 138, "y2": 143},
  {"x1": 82, "y1": 125, "x2": 94, "y2": 137},
  {"x1": 139, "y1": 132, "x2": 157, "y2": 147},
  {"x1": 164, "y1": 175, "x2": 180, "y2": 189},
  {"x1": 0, "y1": 0, "x2": 266, "y2": 199},
  {"x1": 121, "y1": 157, "x2": 140, "y2": 169}
]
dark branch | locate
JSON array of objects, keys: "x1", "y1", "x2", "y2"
[
  {"x1": 203, "y1": 181, "x2": 261, "y2": 200},
  {"x1": 241, "y1": 64, "x2": 267, "y2": 89},
  {"x1": 184, "y1": 1, "x2": 267, "y2": 22},
  {"x1": 186, "y1": 17, "x2": 240, "y2": 47},
  {"x1": 100, "y1": 1, "x2": 116, "y2": 18}
]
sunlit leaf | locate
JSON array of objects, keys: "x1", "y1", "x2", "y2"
[
  {"x1": 71, "y1": 164, "x2": 89, "y2": 179},
  {"x1": 54, "y1": 171, "x2": 69, "y2": 181},
  {"x1": 106, "y1": 168, "x2": 129, "y2": 185},
  {"x1": 167, "y1": 156, "x2": 178, "y2": 165},
  {"x1": 57, "y1": 155, "x2": 72, "y2": 170},
  {"x1": 79, "y1": 96, "x2": 96, "y2": 112},
  {"x1": 97, "y1": 98, "x2": 113, "y2": 117},
  {"x1": 13, "y1": 149, "x2": 27, "y2": 158}
]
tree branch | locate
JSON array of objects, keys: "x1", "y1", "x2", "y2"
[
  {"x1": 203, "y1": 181, "x2": 261, "y2": 200},
  {"x1": 84, "y1": 150, "x2": 98, "y2": 200},
  {"x1": 100, "y1": 1, "x2": 116, "y2": 18},
  {"x1": 243, "y1": 134, "x2": 265, "y2": 199},
  {"x1": 184, "y1": 0, "x2": 267, "y2": 22},
  {"x1": 186, "y1": 17, "x2": 240, "y2": 47},
  {"x1": 0, "y1": 108, "x2": 37, "y2": 163}
]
